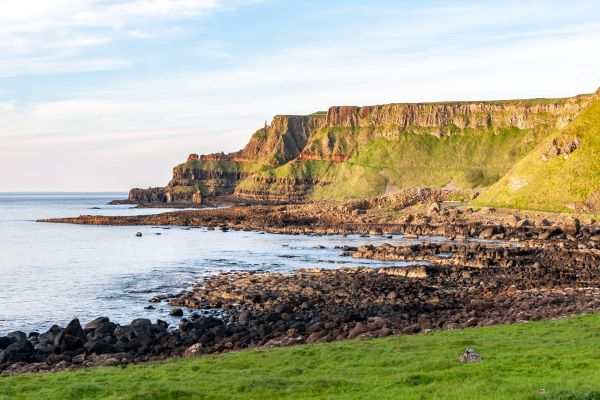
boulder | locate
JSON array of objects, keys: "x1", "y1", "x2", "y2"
[
  {"x1": 84, "y1": 339, "x2": 120, "y2": 355},
  {"x1": 179, "y1": 318, "x2": 194, "y2": 334},
  {"x1": 84, "y1": 317, "x2": 110, "y2": 331},
  {"x1": 0, "y1": 336, "x2": 14, "y2": 350},
  {"x1": 55, "y1": 319, "x2": 88, "y2": 351},
  {"x1": 193, "y1": 316, "x2": 222, "y2": 331},
  {"x1": 459, "y1": 348, "x2": 482, "y2": 363},
  {"x1": 130, "y1": 319, "x2": 153, "y2": 335},
  {"x1": 428, "y1": 202, "x2": 440, "y2": 216},
  {"x1": 169, "y1": 308, "x2": 184, "y2": 317},
  {"x1": 183, "y1": 343, "x2": 203, "y2": 358},
  {"x1": 559, "y1": 217, "x2": 580, "y2": 235},
  {"x1": 64, "y1": 319, "x2": 88, "y2": 343},
  {"x1": 348, "y1": 322, "x2": 369, "y2": 339},
  {"x1": 0, "y1": 340, "x2": 34, "y2": 364}
]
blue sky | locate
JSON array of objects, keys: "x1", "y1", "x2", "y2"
[{"x1": 1, "y1": 0, "x2": 599, "y2": 191}]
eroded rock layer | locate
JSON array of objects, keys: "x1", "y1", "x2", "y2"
[{"x1": 127, "y1": 90, "x2": 597, "y2": 204}]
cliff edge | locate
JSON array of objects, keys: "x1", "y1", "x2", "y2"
[{"x1": 128, "y1": 89, "x2": 598, "y2": 207}]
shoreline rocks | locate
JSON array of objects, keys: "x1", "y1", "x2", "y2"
[{"x1": 12, "y1": 201, "x2": 600, "y2": 375}]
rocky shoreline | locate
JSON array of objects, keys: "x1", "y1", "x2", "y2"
[
  {"x1": 3, "y1": 257, "x2": 600, "y2": 374},
  {"x1": 5, "y1": 197, "x2": 598, "y2": 374},
  {"x1": 4, "y1": 225, "x2": 600, "y2": 374}
]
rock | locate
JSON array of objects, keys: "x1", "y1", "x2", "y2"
[
  {"x1": 72, "y1": 354, "x2": 86, "y2": 364},
  {"x1": 479, "y1": 227, "x2": 495, "y2": 239},
  {"x1": 265, "y1": 335, "x2": 305, "y2": 347},
  {"x1": 130, "y1": 318, "x2": 153, "y2": 334},
  {"x1": 179, "y1": 318, "x2": 194, "y2": 334},
  {"x1": 169, "y1": 308, "x2": 184, "y2": 317},
  {"x1": 348, "y1": 322, "x2": 369, "y2": 339},
  {"x1": 183, "y1": 343, "x2": 203, "y2": 358},
  {"x1": 535, "y1": 219, "x2": 551, "y2": 227},
  {"x1": 1, "y1": 341, "x2": 33, "y2": 364},
  {"x1": 238, "y1": 310, "x2": 253, "y2": 323},
  {"x1": 7, "y1": 331, "x2": 27, "y2": 342},
  {"x1": 156, "y1": 319, "x2": 169, "y2": 330},
  {"x1": 459, "y1": 348, "x2": 482, "y2": 363},
  {"x1": 55, "y1": 319, "x2": 88, "y2": 351},
  {"x1": 136, "y1": 232, "x2": 143, "y2": 237},
  {"x1": 559, "y1": 217, "x2": 580, "y2": 235},
  {"x1": 84, "y1": 317, "x2": 110, "y2": 331},
  {"x1": 506, "y1": 215, "x2": 520, "y2": 227},
  {"x1": 64, "y1": 319, "x2": 88, "y2": 343},
  {"x1": 0, "y1": 336, "x2": 14, "y2": 350},
  {"x1": 428, "y1": 202, "x2": 440, "y2": 216},
  {"x1": 104, "y1": 357, "x2": 120, "y2": 366},
  {"x1": 89, "y1": 320, "x2": 116, "y2": 339},
  {"x1": 55, "y1": 360, "x2": 72, "y2": 369},
  {"x1": 193, "y1": 316, "x2": 222, "y2": 331},
  {"x1": 84, "y1": 339, "x2": 120, "y2": 355}
]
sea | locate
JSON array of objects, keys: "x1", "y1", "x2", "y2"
[{"x1": 0, "y1": 193, "x2": 429, "y2": 335}]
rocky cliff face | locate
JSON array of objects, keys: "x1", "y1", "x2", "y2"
[
  {"x1": 128, "y1": 90, "x2": 597, "y2": 204},
  {"x1": 236, "y1": 115, "x2": 327, "y2": 165}
]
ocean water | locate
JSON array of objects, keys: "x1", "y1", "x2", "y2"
[{"x1": 0, "y1": 193, "x2": 425, "y2": 335}]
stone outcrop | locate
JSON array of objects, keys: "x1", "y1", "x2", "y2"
[{"x1": 124, "y1": 90, "x2": 597, "y2": 205}]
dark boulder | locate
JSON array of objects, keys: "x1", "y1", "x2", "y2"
[
  {"x1": 64, "y1": 319, "x2": 88, "y2": 343},
  {"x1": 84, "y1": 339, "x2": 121, "y2": 355},
  {"x1": 84, "y1": 317, "x2": 110, "y2": 331},
  {"x1": 0, "y1": 336, "x2": 14, "y2": 350},
  {"x1": 91, "y1": 321, "x2": 117, "y2": 339},
  {"x1": 156, "y1": 319, "x2": 169, "y2": 330},
  {"x1": 6, "y1": 331, "x2": 27, "y2": 342},
  {"x1": 169, "y1": 308, "x2": 184, "y2": 317},
  {"x1": 178, "y1": 318, "x2": 194, "y2": 334},
  {"x1": 54, "y1": 319, "x2": 88, "y2": 351},
  {"x1": 130, "y1": 319, "x2": 153, "y2": 335},
  {"x1": 0, "y1": 340, "x2": 34, "y2": 364},
  {"x1": 114, "y1": 325, "x2": 135, "y2": 341},
  {"x1": 193, "y1": 316, "x2": 222, "y2": 331}
]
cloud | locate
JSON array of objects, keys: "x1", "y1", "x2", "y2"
[
  {"x1": 1, "y1": 0, "x2": 599, "y2": 191},
  {"x1": 0, "y1": 0, "x2": 239, "y2": 76},
  {"x1": 0, "y1": 102, "x2": 16, "y2": 113},
  {"x1": 0, "y1": 0, "x2": 224, "y2": 33}
]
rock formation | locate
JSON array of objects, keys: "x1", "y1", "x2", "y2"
[{"x1": 127, "y1": 89, "x2": 597, "y2": 205}]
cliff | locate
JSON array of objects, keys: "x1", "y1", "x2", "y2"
[{"x1": 129, "y1": 89, "x2": 597, "y2": 205}]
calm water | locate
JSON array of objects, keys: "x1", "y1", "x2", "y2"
[{"x1": 0, "y1": 193, "x2": 427, "y2": 335}]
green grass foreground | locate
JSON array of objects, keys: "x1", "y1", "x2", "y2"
[{"x1": 2, "y1": 315, "x2": 600, "y2": 400}]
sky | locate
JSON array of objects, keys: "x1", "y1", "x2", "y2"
[{"x1": 1, "y1": 0, "x2": 599, "y2": 191}]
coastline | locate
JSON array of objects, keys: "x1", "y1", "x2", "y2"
[{"x1": 3, "y1": 199, "x2": 600, "y2": 374}]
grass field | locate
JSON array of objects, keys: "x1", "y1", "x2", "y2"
[{"x1": 2, "y1": 314, "x2": 600, "y2": 400}]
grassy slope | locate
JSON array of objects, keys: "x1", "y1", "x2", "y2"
[
  {"x1": 474, "y1": 96, "x2": 600, "y2": 211},
  {"x1": 311, "y1": 126, "x2": 550, "y2": 200},
  {"x1": 2, "y1": 315, "x2": 600, "y2": 400},
  {"x1": 234, "y1": 126, "x2": 551, "y2": 200}
]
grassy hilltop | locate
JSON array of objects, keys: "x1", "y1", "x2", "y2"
[{"x1": 2, "y1": 314, "x2": 600, "y2": 400}]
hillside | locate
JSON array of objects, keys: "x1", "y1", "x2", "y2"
[
  {"x1": 128, "y1": 90, "x2": 597, "y2": 204},
  {"x1": 475, "y1": 89, "x2": 600, "y2": 212}
]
